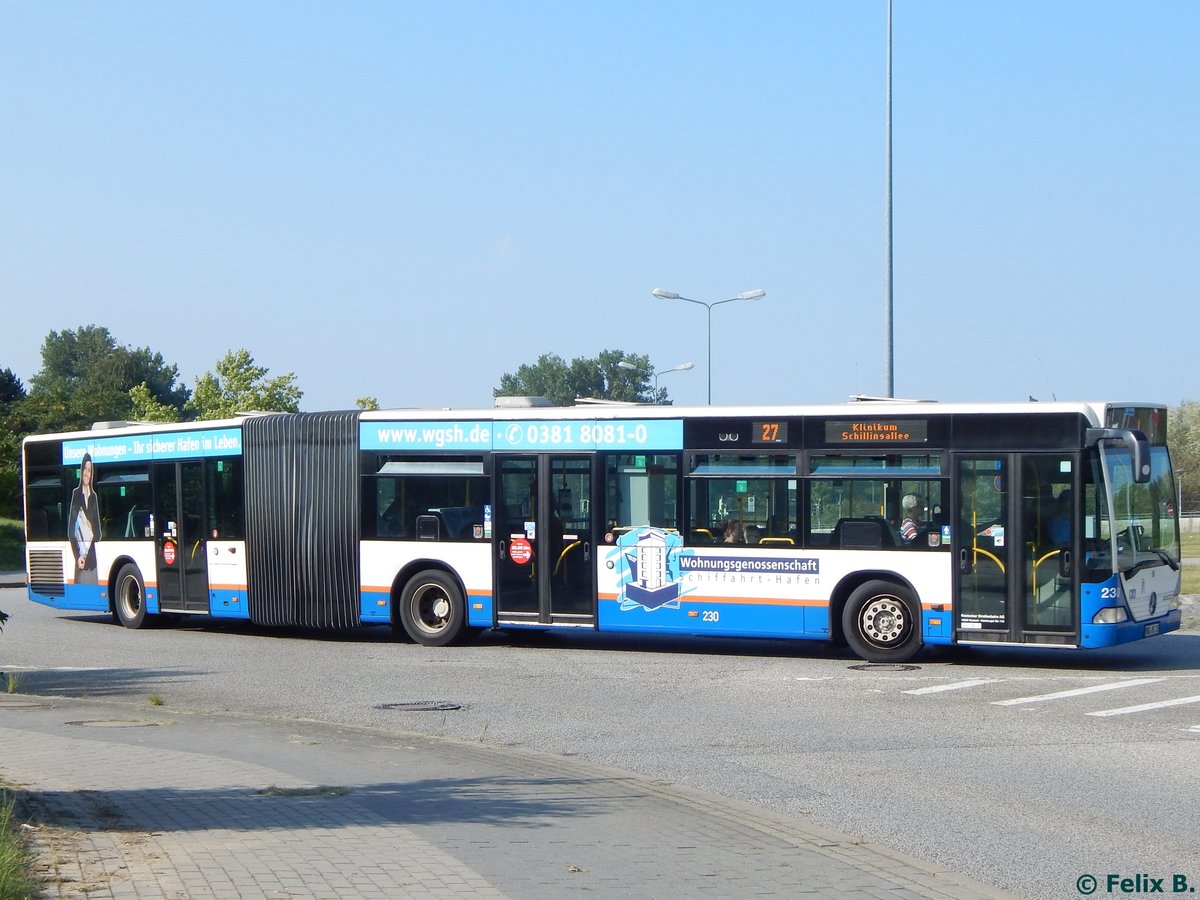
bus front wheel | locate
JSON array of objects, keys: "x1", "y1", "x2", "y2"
[
  {"x1": 113, "y1": 564, "x2": 148, "y2": 630},
  {"x1": 842, "y1": 580, "x2": 922, "y2": 663},
  {"x1": 399, "y1": 571, "x2": 465, "y2": 647}
]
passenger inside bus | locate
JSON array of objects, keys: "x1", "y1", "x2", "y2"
[
  {"x1": 1047, "y1": 490, "x2": 1072, "y2": 545},
  {"x1": 899, "y1": 494, "x2": 922, "y2": 544}
]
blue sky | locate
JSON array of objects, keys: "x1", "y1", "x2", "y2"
[{"x1": 2, "y1": 1, "x2": 1197, "y2": 411}]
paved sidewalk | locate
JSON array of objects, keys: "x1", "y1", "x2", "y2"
[{"x1": 0, "y1": 692, "x2": 1018, "y2": 899}]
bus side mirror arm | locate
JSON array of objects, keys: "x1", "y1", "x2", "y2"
[{"x1": 1086, "y1": 427, "x2": 1151, "y2": 484}]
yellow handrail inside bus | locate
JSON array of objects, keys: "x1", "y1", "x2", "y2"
[
  {"x1": 1031, "y1": 548, "x2": 1061, "y2": 594},
  {"x1": 971, "y1": 508, "x2": 1006, "y2": 574},
  {"x1": 554, "y1": 540, "x2": 581, "y2": 575},
  {"x1": 972, "y1": 547, "x2": 1005, "y2": 574}
]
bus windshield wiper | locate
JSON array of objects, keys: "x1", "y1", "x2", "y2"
[
  {"x1": 1125, "y1": 549, "x2": 1178, "y2": 577},
  {"x1": 1152, "y1": 548, "x2": 1180, "y2": 571}
]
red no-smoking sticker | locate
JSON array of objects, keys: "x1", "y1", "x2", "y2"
[
  {"x1": 509, "y1": 538, "x2": 532, "y2": 565},
  {"x1": 163, "y1": 542, "x2": 177, "y2": 566}
]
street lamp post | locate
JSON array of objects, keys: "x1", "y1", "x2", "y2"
[
  {"x1": 654, "y1": 362, "x2": 694, "y2": 398},
  {"x1": 651, "y1": 289, "x2": 766, "y2": 404}
]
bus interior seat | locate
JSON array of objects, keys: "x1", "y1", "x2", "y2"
[
  {"x1": 416, "y1": 514, "x2": 440, "y2": 541},
  {"x1": 831, "y1": 517, "x2": 895, "y2": 549},
  {"x1": 427, "y1": 507, "x2": 481, "y2": 541},
  {"x1": 125, "y1": 508, "x2": 148, "y2": 538}
]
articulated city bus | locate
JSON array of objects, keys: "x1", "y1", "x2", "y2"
[{"x1": 21, "y1": 400, "x2": 1182, "y2": 661}]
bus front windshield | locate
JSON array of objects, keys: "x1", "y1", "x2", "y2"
[{"x1": 1094, "y1": 445, "x2": 1180, "y2": 574}]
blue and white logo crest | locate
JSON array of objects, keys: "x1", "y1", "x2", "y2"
[{"x1": 613, "y1": 527, "x2": 684, "y2": 611}]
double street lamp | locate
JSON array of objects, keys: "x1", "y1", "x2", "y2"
[
  {"x1": 651, "y1": 288, "x2": 766, "y2": 404},
  {"x1": 654, "y1": 362, "x2": 694, "y2": 396},
  {"x1": 617, "y1": 359, "x2": 695, "y2": 403}
]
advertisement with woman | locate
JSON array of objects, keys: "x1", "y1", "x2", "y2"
[{"x1": 67, "y1": 453, "x2": 101, "y2": 584}]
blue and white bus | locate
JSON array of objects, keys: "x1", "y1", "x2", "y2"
[{"x1": 21, "y1": 399, "x2": 1182, "y2": 662}]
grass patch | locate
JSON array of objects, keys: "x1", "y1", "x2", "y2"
[
  {"x1": 1180, "y1": 530, "x2": 1200, "y2": 596},
  {"x1": 1180, "y1": 530, "x2": 1200, "y2": 558},
  {"x1": 0, "y1": 790, "x2": 40, "y2": 900},
  {"x1": 1181, "y1": 566, "x2": 1200, "y2": 595},
  {"x1": 0, "y1": 519, "x2": 21, "y2": 572}
]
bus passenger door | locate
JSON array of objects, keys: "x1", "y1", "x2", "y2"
[
  {"x1": 955, "y1": 454, "x2": 1078, "y2": 645},
  {"x1": 494, "y1": 454, "x2": 596, "y2": 626},
  {"x1": 495, "y1": 457, "x2": 539, "y2": 619},
  {"x1": 153, "y1": 461, "x2": 210, "y2": 613},
  {"x1": 955, "y1": 457, "x2": 1012, "y2": 638}
]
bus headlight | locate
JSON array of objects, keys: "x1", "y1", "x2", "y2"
[{"x1": 1092, "y1": 607, "x2": 1129, "y2": 625}]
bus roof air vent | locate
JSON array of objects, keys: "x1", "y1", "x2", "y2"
[{"x1": 494, "y1": 396, "x2": 556, "y2": 408}]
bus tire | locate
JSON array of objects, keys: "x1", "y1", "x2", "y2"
[
  {"x1": 842, "y1": 580, "x2": 922, "y2": 663},
  {"x1": 399, "y1": 570, "x2": 465, "y2": 647},
  {"x1": 113, "y1": 564, "x2": 148, "y2": 630}
]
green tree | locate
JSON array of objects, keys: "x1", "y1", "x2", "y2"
[
  {"x1": 495, "y1": 349, "x2": 662, "y2": 406},
  {"x1": 356, "y1": 396, "x2": 380, "y2": 411},
  {"x1": 0, "y1": 368, "x2": 28, "y2": 518},
  {"x1": 26, "y1": 326, "x2": 189, "y2": 431},
  {"x1": 186, "y1": 349, "x2": 303, "y2": 419},
  {"x1": 0, "y1": 368, "x2": 24, "y2": 406},
  {"x1": 129, "y1": 383, "x2": 183, "y2": 423}
]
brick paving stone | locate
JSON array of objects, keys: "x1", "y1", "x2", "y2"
[{"x1": 0, "y1": 695, "x2": 1021, "y2": 900}]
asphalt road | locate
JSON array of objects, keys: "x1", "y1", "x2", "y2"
[{"x1": 2, "y1": 587, "x2": 1198, "y2": 899}]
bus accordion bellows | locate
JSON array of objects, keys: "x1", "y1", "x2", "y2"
[{"x1": 21, "y1": 400, "x2": 1182, "y2": 662}]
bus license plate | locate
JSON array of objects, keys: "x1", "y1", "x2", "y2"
[{"x1": 1144, "y1": 622, "x2": 1161, "y2": 637}]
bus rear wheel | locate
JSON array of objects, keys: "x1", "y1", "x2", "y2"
[
  {"x1": 399, "y1": 571, "x2": 465, "y2": 647},
  {"x1": 113, "y1": 564, "x2": 148, "y2": 630},
  {"x1": 842, "y1": 580, "x2": 921, "y2": 662}
]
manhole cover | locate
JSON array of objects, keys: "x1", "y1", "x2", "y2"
[
  {"x1": 65, "y1": 719, "x2": 164, "y2": 728},
  {"x1": 374, "y1": 701, "x2": 462, "y2": 712},
  {"x1": 847, "y1": 663, "x2": 921, "y2": 672}
]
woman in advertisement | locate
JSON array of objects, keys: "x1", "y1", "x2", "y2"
[{"x1": 67, "y1": 453, "x2": 101, "y2": 584}]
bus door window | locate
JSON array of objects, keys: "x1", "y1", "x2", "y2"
[
  {"x1": 1020, "y1": 455, "x2": 1075, "y2": 631},
  {"x1": 548, "y1": 456, "x2": 592, "y2": 613},
  {"x1": 494, "y1": 455, "x2": 594, "y2": 621},
  {"x1": 152, "y1": 460, "x2": 210, "y2": 613},
  {"x1": 496, "y1": 457, "x2": 538, "y2": 615},
  {"x1": 957, "y1": 457, "x2": 1010, "y2": 632}
]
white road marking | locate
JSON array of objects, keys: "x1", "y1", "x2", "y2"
[
  {"x1": 903, "y1": 678, "x2": 1002, "y2": 695},
  {"x1": 1087, "y1": 695, "x2": 1200, "y2": 717},
  {"x1": 992, "y1": 678, "x2": 1163, "y2": 706}
]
